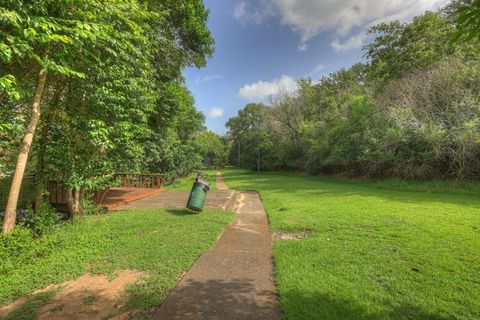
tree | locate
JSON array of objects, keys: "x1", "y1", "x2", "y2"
[
  {"x1": 0, "y1": 0, "x2": 101, "y2": 232},
  {"x1": 224, "y1": 8, "x2": 480, "y2": 180},
  {"x1": 2, "y1": 68, "x2": 46, "y2": 233},
  {"x1": 226, "y1": 103, "x2": 280, "y2": 170},
  {"x1": 144, "y1": 83, "x2": 207, "y2": 178},
  {"x1": 453, "y1": 0, "x2": 480, "y2": 41},
  {"x1": 197, "y1": 131, "x2": 228, "y2": 168},
  {"x1": 1, "y1": 0, "x2": 214, "y2": 232},
  {"x1": 366, "y1": 12, "x2": 458, "y2": 84}
]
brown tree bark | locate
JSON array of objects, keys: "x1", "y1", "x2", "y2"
[
  {"x1": 34, "y1": 83, "x2": 65, "y2": 214},
  {"x1": 74, "y1": 188, "x2": 81, "y2": 214},
  {"x1": 66, "y1": 187, "x2": 81, "y2": 219},
  {"x1": 34, "y1": 110, "x2": 55, "y2": 214},
  {"x1": 2, "y1": 68, "x2": 47, "y2": 234}
]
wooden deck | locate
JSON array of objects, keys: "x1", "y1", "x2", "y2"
[
  {"x1": 1, "y1": 173, "x2": 166, "y2": 212},
  {"x1": 100, "y1": 187, "x2": 165, "y2": 210}
]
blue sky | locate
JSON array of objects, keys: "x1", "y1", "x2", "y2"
[{"x1": 184, "y1": 0, "x2": 449, "y2": 134}]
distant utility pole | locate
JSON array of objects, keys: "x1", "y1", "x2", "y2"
[{"x1": 237, "y1": 140, "x2": 241, "y2": 168}]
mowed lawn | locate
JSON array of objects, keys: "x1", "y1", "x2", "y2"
[
  {"x1": 0, "y1": 209, "x2": 233, "y2": 319},
  {"x1": 222, "y1": 169, "x2": 480, "y2": 320},
  {"x1": 166, "y1": 170, "x2": 218, "y2": 191}
]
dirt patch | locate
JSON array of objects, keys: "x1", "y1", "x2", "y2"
[
  {"x1": 0, "y1": 270, "x2": 144, "y2": 320},
  {"x1": 273, "y1": 230, "x2": 311, "y2": 241}
]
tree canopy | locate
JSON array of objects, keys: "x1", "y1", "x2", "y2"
[
  {"x1": 0, "y1": 0, "x2": 214, "y2": 233},
  {"x1": 226, "y1": 5, "x2": 480, "y2": 180}
]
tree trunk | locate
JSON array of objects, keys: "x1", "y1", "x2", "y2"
[
  {"x1": 66, "y1": 187, "x2": 81, "y2": 219},
  {"x1": 34, "y1": 111, "x2": 55, "y2": 214},
  {"x1": 34, "y1": 84, "x2": 64, "y2": 214},
  {"x1": 2, "y1": 69, "x2": 47, "y2": 234},
  {"x1": 74, "y1": 187, "x2": 80, "y2": 214}
]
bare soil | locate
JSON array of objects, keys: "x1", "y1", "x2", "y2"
[
  {"x1": 273, "y1": 230, "x2": 311, "y2": 241},
  {"x1": 0, "y1": 270, "x2": 144, "y2": 320}
]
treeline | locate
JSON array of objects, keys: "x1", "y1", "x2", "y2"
[
  {"x1": 0, "y1": 0, "x2": 216, "y2": 233},
  {"x1": 227, "y1": 2, "x2": 480, "y2": 181}
]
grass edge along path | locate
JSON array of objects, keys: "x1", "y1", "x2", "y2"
[
  {"x1": 166, "y1": 170, "x2": 218, "y2": 191},
  {"x1": 221, "y1": 169, "x2": 480, "y2": 320},
  {"x1": 0, "y1": 208, "x2": 234, "y2": 319}
]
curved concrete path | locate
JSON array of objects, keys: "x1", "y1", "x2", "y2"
[{"x1": 150, "y1": 173, "x2": 281, "y2": 320}]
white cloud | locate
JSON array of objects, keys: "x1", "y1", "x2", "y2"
[
  {"x1": 233, "y1": 0, "x2": 275, "y2": 24},
  {"x1": 331, "y1": 33, "x2": 368, "y2": 52},
  {"x1": 238, "y1": 75, "x2": 298, "y2": 102},
  {"x1": 209, "y1": 107, "x2": 224, "y2": 118},
  {"x1": 234, "y1": 0, "x2": 450, "y2": 51},
  {"x1": 196, "y1": 74, "x2": 224, "y2": 84},
  {"x1": 233, "y1": 2, "x2": 247, "y2": 21}
]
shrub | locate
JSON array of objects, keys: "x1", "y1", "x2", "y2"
[
  {"x1": 21, "y1": 204, "x2": 60, "y2": 237},
  {"x1": 81, "y1": 198, "x2": 105, "y2": 216},
  {"x1": 0, "y1": 226, "x2": 36, "y2": 274}
]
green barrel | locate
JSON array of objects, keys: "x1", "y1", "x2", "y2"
[{"x1": 187, "y1": 180, "x2": 210, "y2": 212}]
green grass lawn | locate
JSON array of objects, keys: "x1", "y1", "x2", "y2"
[
  {"x1": 221, "y1": 169, "x2": 480, "y2": 320},
  {"x1": 165, "y1": 170, "x2": 218, "y2": 191},
  {"x1": 0, "y1": 209, "x2": 233, "y2": 319}
]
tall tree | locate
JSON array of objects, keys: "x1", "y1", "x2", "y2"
[
  {"x1": 1, "y1": 0, "x2": 214, "y2": 232},
  {"x1": 2, "y1": 68, "x2": 46, "y2": 233}
]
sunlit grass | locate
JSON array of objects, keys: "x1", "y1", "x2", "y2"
[
  {"x1": 222, "y1": 169, "x2": 480, "y2": 320},
  {"x1": 0, "y1": 209, "x2": 233, "y2": 319},
  {"x1": 165, "y1": 169, "x2": 218, "y2": 191}
]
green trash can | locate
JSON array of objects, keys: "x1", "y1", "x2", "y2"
[{"x1": 187, "y1": 179, "x2": 210, "y2": 212}]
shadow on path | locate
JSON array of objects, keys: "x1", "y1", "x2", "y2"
[{"x1": 152, "y1": 278, "x2": 279, "y2": 320}]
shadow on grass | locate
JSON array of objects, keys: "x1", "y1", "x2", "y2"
[
  {"x1": 281, "y1": 289, "x2": 453, "y2": 320},
  {"x1": 165, "y1": 209, "x2": 199, "y2": 217},
  {"x1": 148, "y1": 276, "x2": 452, "y2": 320},
  {"x1": 0, "y1": 291, "x2": 55, "y2": 320},
  {"x1": 2, "y1": 280, "x2": 454, "y2": 320}
]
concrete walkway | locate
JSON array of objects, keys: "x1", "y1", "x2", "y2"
[
  {"x1": 113, "y1": 189, "x2": 239, "y2": 212},
  {"x1": 150, "y1": 173, "x2": 281, "y2": 320},
  {"x1": 215, "y1": 171, "x2": 229, "y2": 190}
]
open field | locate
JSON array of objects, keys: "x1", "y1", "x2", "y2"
[
  {"x1": 222, "y1": 169, "x2": 480, "y2": 320},
  {"x1": 0, "y1": 209, "x2": 233, "y2": 319}
]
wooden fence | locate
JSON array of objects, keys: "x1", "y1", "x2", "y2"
[
  {"x1": 47, "y1": 180, "x2": 97, "y2": 212},
  {"x1": 47, "y1": 180, "x2": 67, "y2": 208}
]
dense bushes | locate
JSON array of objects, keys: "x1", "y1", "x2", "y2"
[
  {"x1": 227, "y1": 8, "x2": 480, "y2": 180},
  {"x1": 0, "y1": 204, "x2": 59, "y2": 274},
  {"x1": 376, "y1": 59, "x2": 480, "y2": 179},
  {"x1": 196, "y1": 131, "x2": 229, "y2": 168},
  {"x1": 0, "y1": 226, "x2": 36, "y2": 274}
]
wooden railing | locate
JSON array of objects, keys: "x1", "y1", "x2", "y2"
[
  {"x1": 47, "y1": 180, "x2": 67, "y2": 206},
  {"x1": 115, "y1": 173, "x2": 165, "y2": 189},
  {"x1": 1, "y1": 173, "x2": 165, "y2": 212}
]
